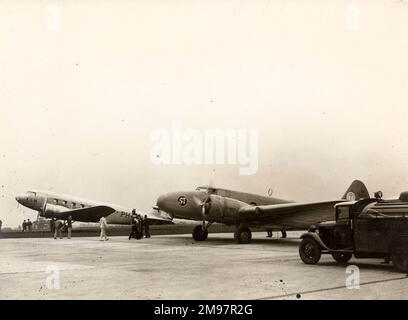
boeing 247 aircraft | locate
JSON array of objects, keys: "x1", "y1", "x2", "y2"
[
  {"x1": 156, "y1": 180, "x2": 370, "y2": 243},
  {"x1": 16, "y1": 190, "x2": 173, "y2": 225}
]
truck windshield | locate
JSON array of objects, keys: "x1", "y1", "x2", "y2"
[{"x1": 337, "y1": 206, "x2": 350, "y2": 220}]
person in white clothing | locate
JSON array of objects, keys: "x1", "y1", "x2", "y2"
[{"x1": 99, "y1": 216, "x2": 108, "y2": 241}]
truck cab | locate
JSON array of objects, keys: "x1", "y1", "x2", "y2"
[{"x1": 299, "y1": 193, "x2": 408, "y2": 273}]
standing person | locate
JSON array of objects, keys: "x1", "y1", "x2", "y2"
[
  {"x1": 0, "y1": 219, "x2": 2, "y2": 233},
  {"x1": 22, "y1": 220, "x2": 26, "y2": 232},
  {"x1": 54, "y1": 220, "x2": 63, "y2": 239},
  {"x1": 281, "y1": 228, "x2": 287, "y2": 239},
  {"x1": 266, "y1": 228, "x2": 272, "y2": 238},
  {"x1": 66, "y1": 215, "x2": 73, "y2": 239},
  {"x1": 27, "y1": 219, "x2": 32, "y2": 231},
  {"x1": 99, "y1": 216, "x2": 108, "y2": 241},
  {"x1": 50, "y1": 218, "x2": 56, "y2": 233},
  {"x1": 144, "y1": 215, "x2": 150, "y2": 238},
  {"x1": 135, "y1": 215, "x2": 143, "y2": 240},
  {"x1": 129, "y1": 211, "x2": 137, "y2": 240}
]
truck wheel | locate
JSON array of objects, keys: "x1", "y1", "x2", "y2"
[
  {"x1": 331, "y1": 252, "x2": 352, "y2": 264},
  {"x1": 299, "y1": 237, "x2": 321, "y2": 264},
  {"x1": 192, "y1": 225, "x2": 208, "y2": 241},
  {"x1": 391, "y1": 246, "x2": 408, "y2": 273}
]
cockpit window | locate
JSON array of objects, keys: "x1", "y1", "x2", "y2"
[
  {"x1": 195, "y1": 186, "x2": 216, "y2": 194},
  {"x1": 27, "y1": 191, "x2": 36, "y2": 196}
]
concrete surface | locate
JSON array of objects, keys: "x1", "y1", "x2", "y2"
[{"x1": 0, "y1": 232, "x2": 407, "y2": 300}]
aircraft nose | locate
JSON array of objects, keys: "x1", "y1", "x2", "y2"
[
  {"x1": 156, "y1": 194, "x2": 169, "y2": 211},
  {"x1": 15, "y1": 195, "x2": 22, "y2": 203}
]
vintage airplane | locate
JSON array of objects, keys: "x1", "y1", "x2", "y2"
[
  {"x1": 15, "y1": 190, "x2": 173, "y2": 225},
  {"x1": 156, "y1": 180, "x2": 370, "y2": 243}
]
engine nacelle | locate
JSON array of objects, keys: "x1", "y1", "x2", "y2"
[{"x1": 203, "y1": 195, "x2": 245, "y2": 224}]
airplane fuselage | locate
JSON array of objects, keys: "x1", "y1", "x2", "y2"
[
  {"x1": 16, "y1": 190, "x2": 146, "y2": 224},
  {"x1": 156, "y1": 187, "x2": 293, "y2": 224}
]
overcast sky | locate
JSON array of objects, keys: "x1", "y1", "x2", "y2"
[{"x1": 1, "y1": 0, "x2": 408, "y2": 227}]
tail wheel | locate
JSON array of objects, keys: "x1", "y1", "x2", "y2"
[
  {"x1": 192, "y1": 225, "x2": 208, "y2": 241},
  {"x1": 391, "y1": 246, "x2": 408, "y2": 273},
  {"x1": 299, "y1": 237, "x2": 322, "y2": 264},
  {"x1": 331, "y1": 252, "x2": 352, "y2": 264},
  {"x1": 234, "y1": 225, "x2": 252, "y2": 244}
]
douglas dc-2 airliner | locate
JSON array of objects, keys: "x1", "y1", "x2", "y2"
[
  {"x1": 16, "y1": 190, "x2": 173, "y2": 225},
  {"x1": 156, "y1": 180, "x2": 370, "y2": 243}
]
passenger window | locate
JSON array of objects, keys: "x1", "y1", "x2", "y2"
[
  {"x1": 53, "y1": 199, "x2": 58, "y2": 204},
  {"x1": 72, "y1": 202, "x2": 76, "y2": 208},
  {"x1": 81, "y1": 204, "x2": 85, "y2": 208},
  {"x1": 63, "y1": 200, "x2": 67, "y2": 205}
]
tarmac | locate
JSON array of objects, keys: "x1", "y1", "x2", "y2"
[{"x1": 0, "y1": 231, "x2": 407, "y2": 300}]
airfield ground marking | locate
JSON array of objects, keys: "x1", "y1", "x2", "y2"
[{"x1": 257, "y1": 276, "x2": 408, "y2": 300}]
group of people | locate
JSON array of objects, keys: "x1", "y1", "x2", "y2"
[
  {"x1": 50, "y1": 216, "x2": 73, "y2": 240},
  {"x1": 13, "y1": 212, "x2": 150, "y2": 242},
  {"x1": 21, "y1": 219, "x2": 33, "y2": 232},
  {"x1": 129, "y1": 210, "x2": 150, "y2": 240}
]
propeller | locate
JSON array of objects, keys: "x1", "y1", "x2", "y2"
[{"x1": 201, "y1": 196, "x2": 212, "y2": 219}]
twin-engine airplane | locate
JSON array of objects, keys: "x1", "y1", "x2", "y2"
[
  {"x1": 15, "y1": 190, "x2": 173, "y2": 225},
  {"x1": 156, "y1": 180, "x2": 370, "y2": 243}
]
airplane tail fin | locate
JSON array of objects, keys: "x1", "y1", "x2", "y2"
[{"x1": 342, "y1": 180, "x2": 370, "y2": 200}]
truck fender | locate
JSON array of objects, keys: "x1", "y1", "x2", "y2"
[{"x1": 300, "y1": 232, "x2": 329, "y2": 250}]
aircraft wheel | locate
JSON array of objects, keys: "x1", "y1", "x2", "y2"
[
  {"x1": 391, "y1": 246, "x2": 408, "y2": 273},
  {"x1": 331, "y1": 252, "x2": 352, "y2": 264},
  {"x1": 192, "y1": 225, "x2": 208, "y2": 241},
  {"x1": 234, "y1": 225, "x2": 252, "y2": 244},
  {"x1": 299, "y1": 237, "x2": 321, "y2": 264}
]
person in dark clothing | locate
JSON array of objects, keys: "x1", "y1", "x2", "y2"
[
  {"x1": 135, "y1": 215, "x2": 143, "y2": 240},
  {"x1": 129, "y1": 211, "x2": 138, "y2": 240},
  {"x1": 27, "y1": 219, "x2": 32, "y2": 231},
  {"x1": 281, "y1": 228, "x2": 287, "y2": 239},
  {"x1": 144, "y1": 215, "x2": 150, "y2": 238},
  {"x1": 22, "y1": 220, "x2": 27, "y2": 232},
  {"x1": 266, "y1": 228, "x2": 272, "y2": 238},
  {"x1": 0, "y1": 219, "x2": 2, "y2": 233},
  {"x1": 50, "y1": 218, "x2": 56, "y2": 233},
  {"x1": 67, "y1": 216, "x2": 73, "y2": 239}
]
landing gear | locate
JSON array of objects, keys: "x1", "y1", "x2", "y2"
[
  {"x1": 234, "y1": 225, "x2": 252, "y2": 244},
  {"x1": 192, "y1": 222, "x2": 212, "y2": 242},
  {"x1": 192, "y1": 225, "x2": 208, "y2": 241}
]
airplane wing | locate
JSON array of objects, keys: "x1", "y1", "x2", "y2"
[
  {"x1": 54, "y1": 206, "x2": 116, "y2": 223},
  {"x1": 238, "y1": 200, "x2": 345, "y2": 229},
  {"x1": 144, "y1": 210, "x2": 174, "y2": 225}
]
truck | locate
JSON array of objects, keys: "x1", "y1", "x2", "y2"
[{"x1": 299, "y1": 191, "x2": 408, "y2": 273}]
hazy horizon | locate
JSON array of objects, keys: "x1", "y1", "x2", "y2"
[{"x1": 1, "y1": 0, "x2": 408, "y2": 227}]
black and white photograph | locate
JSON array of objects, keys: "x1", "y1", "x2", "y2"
[{"x1": 1, "y1": 0, "x2": 408, "y2": 306}]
